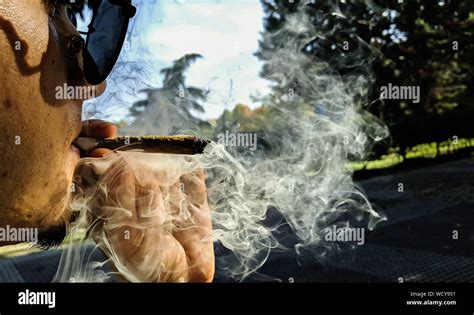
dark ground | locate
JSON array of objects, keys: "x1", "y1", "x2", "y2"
[
  {"x1": 2, "y1": 158, "x2": 473, "y2": 283},
  {"x1": 216, "y1": 157, "x2": 474, "y2": 282}
]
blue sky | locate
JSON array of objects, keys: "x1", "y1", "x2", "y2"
[{"x1": 110, "y1": 0, "x2": 271, "y2": 120}]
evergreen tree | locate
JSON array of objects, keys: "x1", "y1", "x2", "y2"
[
  {"x1": 129, "y1": 54, "x2": 209, "y2": 134},
  {"x1": 257, "y1": 0, "x2": 474, "y2": 151}
]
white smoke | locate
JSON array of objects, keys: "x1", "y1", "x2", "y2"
[{"x1": 55, "y1": 2, "x2": 390, "y2": 282}]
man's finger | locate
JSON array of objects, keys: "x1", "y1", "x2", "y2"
[
  {"x1": 179, "y1": 169, "x2": 208, "y2": 207},
  {"x1": 88, "y1": 148, "x2": 114, "y2": 158},
  {"x1": 81, "y1": 119, "x2": 118, "y2": 139},
  {"x1": 169, "y1": 170, "x2": 214, "y2": 282}
]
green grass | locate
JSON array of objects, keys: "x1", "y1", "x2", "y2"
[
  {"x1": 350, "y1": 137, "x2": 474, "y2": 171},
  {"x1": 62, "y1": 229, "x2": 87, "y2": 244}
]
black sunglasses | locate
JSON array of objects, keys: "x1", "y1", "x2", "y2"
[{"x1": 66, "y1": 0, "x2": 137, "y2": 85}]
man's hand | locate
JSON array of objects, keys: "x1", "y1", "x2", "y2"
[
  {"x1": 80, "y1": 119, "x2": 119, "y2": 157},
  {"x1": 75, "y1": 120, "x2": 214, "y2": 282}
]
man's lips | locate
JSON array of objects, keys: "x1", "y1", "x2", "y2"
[
  {"x1": 70, "y1": 122, "x2": 84, "y2": 158},
  {"x1": 70, "y1": 143, "x2": 81, "y2": 158}
]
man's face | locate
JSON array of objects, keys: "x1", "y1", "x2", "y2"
[{"x1": 0, "y1": 1, "x2": 105, "y2": 238}]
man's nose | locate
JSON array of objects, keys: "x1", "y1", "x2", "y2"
[
  {"x1": 93, "y1": 80, "x2": 107, "y2": 98},
  {"x1": 84, "y1": 80, "x2": 107, "y2": 100}
]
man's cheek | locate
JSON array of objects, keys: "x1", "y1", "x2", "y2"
[
  {"x1": 40, "y1": 171, "x2": 72, "y2": 224},
  {"x1": 26, "y1": 168, "x2": 72, "y2": 228}
]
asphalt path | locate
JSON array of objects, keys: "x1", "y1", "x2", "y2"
[{"x1": 217, "y1": 158, "x2": 474, "y2": 282}]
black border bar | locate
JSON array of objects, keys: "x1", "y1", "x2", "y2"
[{"x1": 0, "y1": 283, "x2": 473, "y2": 313}]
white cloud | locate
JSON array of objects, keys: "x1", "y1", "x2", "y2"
[{"x1": 142, "y1": 0, "x2": 270, "y2": 118}]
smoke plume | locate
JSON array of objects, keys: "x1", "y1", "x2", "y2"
[{"x1": 55, "y1": 2, "x2": 389, "y2": 282}]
